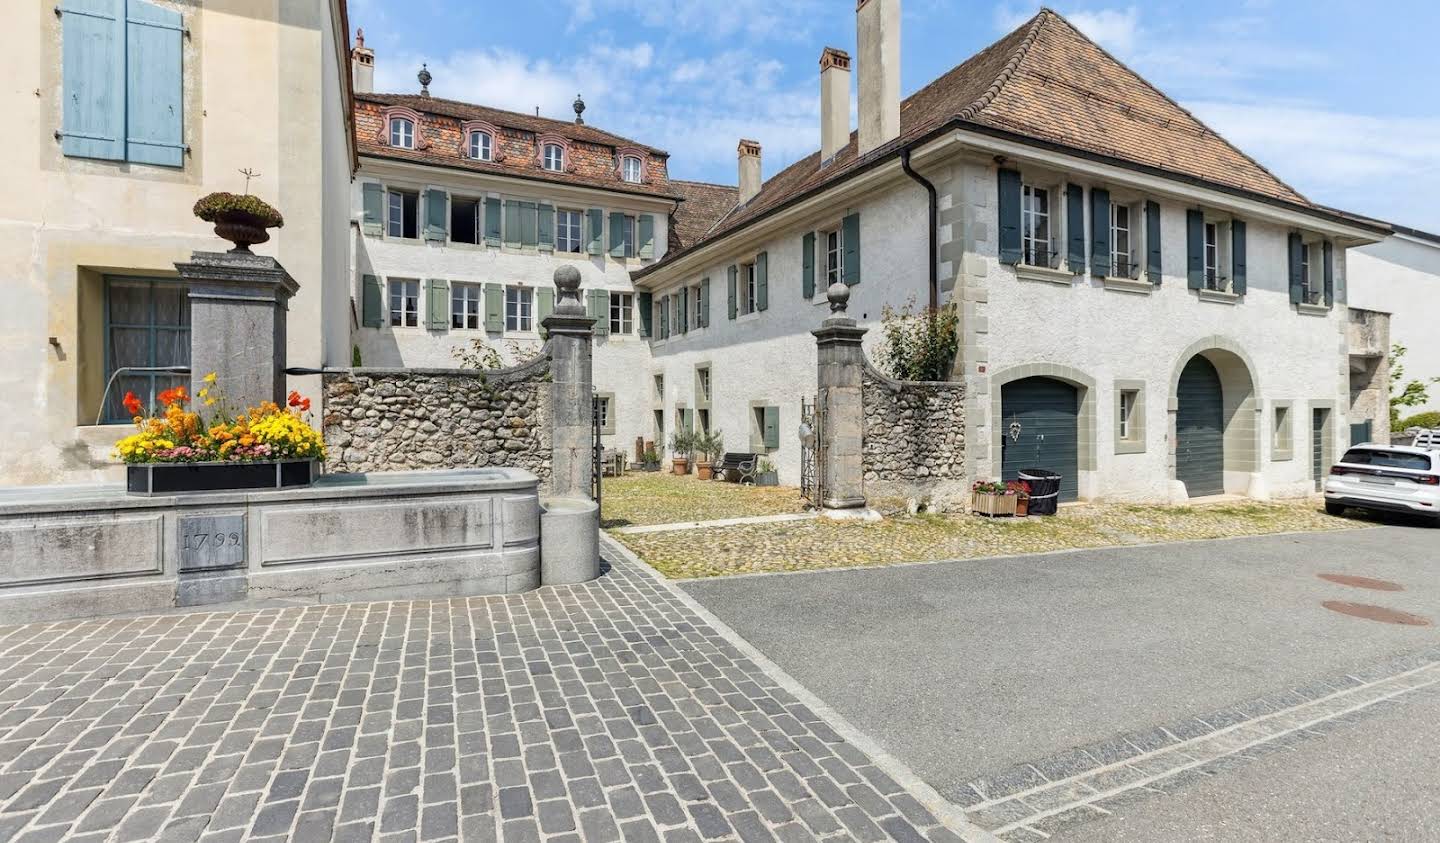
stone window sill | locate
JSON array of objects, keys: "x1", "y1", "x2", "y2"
[
  {"x1": 1115, "y1": 439, "x2": 1146, "y2": 455},
  {"x1": 1197, "y1": 289, "x2": 1241, "y2": 305},
  {"x1": 1272, "y1": 449, "x2": 1293, "y2": 462},
  {"x1": 1015, "y1": 264, "x2": 1077, "y2": 286},
  {"x1": 1101, "y1": 277, "x2": 1154, "y2": 295},
  {"x1": 1296, "y1": 303, "x2": 1331, "y2": 316}
]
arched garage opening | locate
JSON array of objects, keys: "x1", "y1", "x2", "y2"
[
  {"x1": 990, "y1": 365, "x2": 1097, "y2": 502},
  {"x1": 1169, "y1": 339, "x2": 1260, "y2": 498}
]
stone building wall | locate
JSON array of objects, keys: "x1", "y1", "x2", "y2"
[
  {"x1": 323, "y1": 351, "x2": 551, "y2": 480},
  {"x1": 861, "y1": 360, "x2": 967, "y2": 505}
]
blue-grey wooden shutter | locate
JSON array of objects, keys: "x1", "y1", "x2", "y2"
[
  {"x1": 997, "y1": 168, "x2": 1022, "y2": 265},
  {"x1": 60, "y1": 0, "x2": 127, "y2": 161},
  {"x1": 1186, "y1": 209, "x2": 1204, "y2": 290},
  {"x1": 504, "y1": 202, "x2": 521, "y2": 248},
  {"x1": 536, "y1": 287, "x2": 554, "y2": 334},
  {"x1": 362, "y1": 183, "x2": 384, "y2": 236},
  {"x1": 699, "y1": 278, "x2": 710, "y2": 327},
  {"x1": 518, "y1": 202, "x2": 538, "y2": 247},
  {"x1": 425, "y1": 279, "x2": 449, "y2": 330},
  {"x1": 1323, "y1": 240, "x2": 1334, "y2": 306},
  {"x1": 841, "y1": 213, "x2": 861, "y2": 286},
  {"x1": 609, "y1": 212, "x2": 626, "y2": 257},
  {"x1": 637, "y1": 291, "x2": 652, "y2": 337},
  {"x1": 537, "y1": 203, "x2": 554, "y2": 252},
  {"x1": 1231, "y1": 220, "x2": 1247, "y2": 296},
  {"x1": 678, "y1": 288, "x2": 688, "y2": 334},
  {"x1": 659, "y1": 295, "x2": 670, "y2": 338},
  {"x1": 484, "y1": 198, "x2": 502, "y2": 246},
  {"x1": 587, "y1": 208, "x2": 604, "y2": 254},
  {"x1": 424, "y1": 189, "x2": 447, "y2": 241},
  {"x1": 763, "y1": 406, "x2": 779, "y2": 449},
  {"x1": 638, "y1": 214, "x2": 655, "y2": 259},
  {"x1": 1066, "y1": 185, "x2": 1086, "y2": 273},
  {"x1": 591, "y1": 290, "x2": 610, "y2": 337},
  {"x1": 125, "y1": 0, "x2": 184, "y2": 166},
  {"x1": 1288, "y1": 232, "x2": 1304, "y2": 304},
  {"x1": 802, "y1": 232, "x2": 816, "y2": 298},
  {"x1": 484, "y1": 283, "x2": 503, "y2": 332},
  {"x1": 756, "y1": 252, "x2": 769, "y2": 311},
  {"x1": 727, "y1": 266, "x2": 738, "y2": 320},
  {"x1": 361, "y1": 274, "x2": 383, "y2": 327},
  {"x1": 1090, "y1": 188, "x2": 1110, "y2": 278},
  {"x1": 1145, "y1": 200, "x2": 1162, "y2": 284}
]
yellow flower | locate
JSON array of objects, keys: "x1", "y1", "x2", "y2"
[
  {"x1": 203, "y1": 372, "x2": 218, "y2": 384},
  {"x1": 205, "y1": 398, "x2": 216, "y2": 406}
]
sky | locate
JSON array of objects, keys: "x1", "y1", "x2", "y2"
[{"x1": 349, "y1": 0, "x2": 1440, "y2": 232}]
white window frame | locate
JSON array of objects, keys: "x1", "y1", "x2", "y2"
[
  {"x1": 556, "y1": 209, "x2": 582, "y2": 253},
  {"x1": 469, "y1": 131, "x2": 492, "y2": 161},
  {"x1": 619, "y1": 215, "x2": 637, "y2": 258},
  {"x1": 389, "y1": 118, "x2": 415, "y2": 149},
  {"x1": 691, "y1": 284, "x2": 704, "y2": 328},
  {"x1": 654, "y1": 374, "x2": 664, "y2": 400},
  {"x1": 742, "y1": 262, "x2": 757, "y2": 314},
  {"x1": 387, "y1": 189, "x2": 417, "y2": 239},
  {"x1": 697, "y1": 367, "x2": 711, "y2": 402},
  {"x1": 609, "y1": 292, "x2": 633, "y2": 335},
  {"x1": 1203, "y1": 221, "x2": 1221, "y2": 290},
  {"x1": 823, "y1": 229, "x2": 842, "y2": 286},
  {"x1": 1119, "y1": 390, "x2": 1135, "y2": 440},
  {"x1": 542, "y1": 143, "x2": 564, "y2": 172},
  {"x1": 505, "y1": 286, "x2": 534, "y2": 333},
  {"x1": 451, "y1": 282, "x2": 482, "y2": 330},
  {"x1": 389, "y1": 278, "x2": 419, "y2": 327},
  {"x1": 1111, "y1": 203, "x2": 1134, "y2": 279},
  {"x1": 621, "y1": 156, "x2": 643, "y2": 183},
  {"x1": 1299, "y1": 240, "x2": 1323, "y2": 305},
  {"x1": 595, "y1": 395, "x2": 611, "y2": 432},
  {"x1": 1021, "y1": 183, "x2": 1054, "y2": 268}
]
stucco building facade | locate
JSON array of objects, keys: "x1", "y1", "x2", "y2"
[{"x1": 1348, "y1": 226, "x2": 1440, "y2": 420}]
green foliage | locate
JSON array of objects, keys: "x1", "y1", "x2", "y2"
[
  {"x1": 350, "y1": 344, "x2": 362, "y2": 367},
  {"x1": 692, "y1": 429, "x2": 725, "y2": 459},
  {"x1": 875, "y1": 299, "x2": 959, "y2": 381},
  {"x1": 668, "y1": 426, "x2": 696, "y2": 458},
  {"x1": 451, "y1": 337, "x2": 504, "y2": 371},
  {"x1": 192, "y1": 192, "x2": 284, "y2": 227},
  {"x1": 1388, "y1": 344, "x2": 1439, "y2": 426},
  {"x1": 1397, "y1": 410, "x2": 1440, "y2": 431}
]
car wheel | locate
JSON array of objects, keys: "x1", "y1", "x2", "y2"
[{"x1": 1324, "y1": 502, "x2": 1346, "y2": 517}]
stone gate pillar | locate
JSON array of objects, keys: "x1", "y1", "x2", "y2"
[
  {"x1": 175, "y1": 252, "x2": 298, "y2": 410},
  {"x1": 813, "y1": 282, "x2": 868, "y2": 511},
  {"x1": 542, "y1": 266, "x2": 596, "y2": 498}
]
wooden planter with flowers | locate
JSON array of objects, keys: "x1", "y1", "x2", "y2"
[
  {"x1": 115, "y1": 377, "x2": 325, "y2": 496},
  {"x1": 970, "y1": 480, "x2": 1030, "y2": 518}
]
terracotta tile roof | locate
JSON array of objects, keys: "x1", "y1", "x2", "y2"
[
  {"x1": 643, "y1": 8, "x2": 1320, "y2": 274},
  {"x1": 668, "y1": 180, "x2": 739, "y2": 251}
]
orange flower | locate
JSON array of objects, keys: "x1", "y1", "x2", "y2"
[
  {"x1": 287, "y1": 390, "x2": 302, "y2": 408},
  {"x1": 122, "y1": 391, "x2": 143, "y2": 417},
  {"x1": 157, "y1": 385, "x2": 189, "y2": 407},
  {"x1": 299, "y1": 397, "x2": 311, "y2": 412}
]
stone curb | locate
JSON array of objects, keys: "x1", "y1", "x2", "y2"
[{"x1": 609, "y1": 512, "x2": 819, "y2": 535}]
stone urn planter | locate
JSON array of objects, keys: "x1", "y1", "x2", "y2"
[
  {"x1": 193, "y1": 192, "x2": 285, "y2": 254},
  {"x1": 127, "y1": 459, "x2": 318, "y2": 495}
]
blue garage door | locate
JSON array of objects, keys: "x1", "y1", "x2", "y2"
[
  {"x1": 1001, "y1": 377, "x2": 1080, "y2": 502},
  {"x1": 1176, "y1": 356, "x2": 1225, "y2": 497}
]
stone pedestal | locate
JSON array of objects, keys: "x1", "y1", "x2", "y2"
[
  {"x1": 542, "y1": 266, "x2": 596, "y2": 498},
  {"x1": 813, "y1": 283, "x2": 868, "y2": 511},
  {"x1": 175, "y1": 251, "x2": 299, "y2": 411}
]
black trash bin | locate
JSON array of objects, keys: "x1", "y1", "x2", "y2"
[{"x1": 1019, "y1": 468, "x2": 1062, "y2": 516}]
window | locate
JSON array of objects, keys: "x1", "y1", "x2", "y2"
[
  {"x1": 556, "y1": 210, "x2": 583, "y2": 253},
  {"x1": 1022, "y1": 184, "x2": 1052, "y2": 267},
  {"x1": 823, "y1": 229, "x2": 842, "y2": 286},
  {"x1": 451, "y1": 283, "x2": 482, "y2": 329},
  {"x1": 610, "y1": 292, "x2": 633, "y2": 335},
  {"x1": 742, "y1": 262, "x2": 757, "y2": 314},
  {"x1": 654, "y1": 374, "x2": 664, "y2": 400},
  {"x1": 1299, "y1": 242, "x2": 1323, "y2": 304},
  {"x1": 1111, "y1": 204, "x2": 1134, "y2": 278},
  {"x1": 390, "y1": 118, "x2": 415, "y2": 149},
  {"x1": 697, "y1": 367, "x2": 711, "y2": 402},
  {"x1": 1119, "y1": 390, "x2": 1137, "y2": 440},
  {"x1": 387, "y1": 190, "x2": 418, "y2": 239},
  {"x1": 698, "y1": 409, "x2": 711, "y2": 434},
  {"x1": 594, "y1": 394, "x2": 615, "y2": 435},
  {"x1": 622, "y1": 156, "x2": 643, "y2": 183},
  {"x1": 450, "y1": 197, "x2": 480, "y2": 245},
  {"x1": 654, "y1": 409, "x2": 665, "y2": 442},
  {"x1": 691, "y1": 285, "x2": 704, "y2": 328},
  {"x1": 542, "y1": 143, "x2": 564, "y2": 171},
  {"x1": 103, "y1": 278, "x2": 190, "y2": 423},
  {"x1": 1340, "y1": 449, "x2": 1433, "y2": 471},
  {"x1": 1273, "y1": 404, "x2": 1293, "y2": 460},
  {"x1": 469, "y1": 131, "x2": 492, "y2": 161},
  {"x1": 505, "y1": 287, "x2": 534, "y2": 332},
  {"x1": 1203, "y1": 222, "x2": 1222, "y2": 290},
  {"x1": 618, "y1": 215, "x2": 637, "y2": 258},
  {"x1": 389, "y1": 279, "x2": 419, "y2": 327},
  {"x1": 750, "y1": 405, "x2": 780, "y2": 451},
  {"x1": 1113, "y1": 381, "x2": 1145, "y2": 454}
]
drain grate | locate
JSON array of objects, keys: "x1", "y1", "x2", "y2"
[
  {"x1": 1318, "y1": 573, "x2": 1404, "y2": 592},
  {"x1": 1322, "y1": 601, "x2": 1432, "y2": 626}
]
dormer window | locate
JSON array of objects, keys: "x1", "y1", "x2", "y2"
[
  {"x1": 542, "y1": 143, "x2": 564, "y2": 171},
  {"x1": 622, "y1": 156, "x2": 643, "y2": 183},
  {"x1": 389, "y1": 117, "x2": 415, "y2": 149},
  {"x1": 469, "y1": 131, "x2": 492, "y2": 161}
]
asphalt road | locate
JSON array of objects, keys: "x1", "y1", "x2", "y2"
[{"x1": 681, "y1": 523, "x2": 1440, "y2": 832}]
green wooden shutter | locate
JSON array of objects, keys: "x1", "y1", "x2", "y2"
[
  {"x1": 361, "y1": 274, "x2": 383, "y2": 327},
  {"x1": 60, "y1": 0, "x2": 126, "y2": 161},
  {"x1": 518, "y1": 201, "x2": 538, "y2": 247},
  {"x1": 638, "y1": 214, "x2": 655, "y2": 259},
  {"x1": 1288, "y1": 232, "x2": 1304, "y2": 304},
  {"x1": 1090, "y1": 188, "x2": 1110, "y2": 278},
  {"x1": 587, "y1": 208, "x2": 604, "y2": 254},
  {"x1": 484, "y1": 283, "x2": 503, "y2": 332},
  {"x1": 637, "y1": 291, "x2": 653, "y2": 337},
  {"x1": 538, "y1": 203, "x2": 554, "y2": 252},
  {"x1": 727, "y1": 266, "x2": 738, "y2": 320},
  {"x1": 426, "y1": 279, "x2": 449, "y2": 329},
  {"x1": 1322, "y1": 240, "x2": 1335, "y2": 306},
  {"x1": 1145, "y1": 200, "x2": 1162, "y2": 284},
  {"x1": 484, "y1": 198, "x2": 502, "y2": 246},
  {"x1": 998, "y1": 169, "x2": 1022, "y2": 265},
  {"x1": 756, "y1": 252, "x2": 769, "y2": 311},
  {"x1": 362, "y1": 183, "x2": 384, "y2": 236},
  {"x1": 608, "y1": 212, "x2": 626, "y2": 257},
  {"x1": 504, "y1": 202, "x2": 521, "y2": 248},
  {"x1": 536, "y1": 286, "x2": 554, "y2": 336},
  {"x1": 424, "y1": 189, "x2": 447, "y2": 241},
  {"x1": 763, "y1": 406, "x2": 779, "y2": 449},
  {"x1": 678, "y1": 287, "x2": 688, "y2": 334},
  {"x1": 124, "y1": 0, "x2": 184, "y2": 167},
  {"x1": 659, "y1": 295, "x2": 670, "y2": 339},
  {"x1": 590, "y1": 290, "x2": 610, "y2": 337},
  {"x1": 1066, "y1": 185, "x2": 1086, "y2": 273},
  {"x1": 802, "y1": 232, "x2": 816, "y2": 298},
  {"x1": 1186, "y1": 209, "x2": 1204, "y2": 290},
  {"x1": 699, "y1": 278, "x2": 710, "y2": 328},
  {"x1": 1231, "y1": 220, "x2": 1247, "y2": 296},
  {"x1": 842, "y1": 213, "x2": 861, "y2": 286}
]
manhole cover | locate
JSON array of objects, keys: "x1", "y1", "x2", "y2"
[
  {"x1": 1322, "y1": 601, "x2": 1432, "y2": 626},
  {"x1": 1318, "y1": 573, "x2": 1404, "y2": 592}
]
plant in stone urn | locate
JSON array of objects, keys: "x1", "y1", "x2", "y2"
[{"x1": 193, "y1": 191, "x2": 285, "y2": 253}]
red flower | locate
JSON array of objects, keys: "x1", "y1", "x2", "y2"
[
  {"x1": 122, "y1": 391, "x2": 143, "y2": 417},
  {"x1": 299, "y1": 397, "x2": 311, "y2": 412},
  {"x1": 287, "y1": 391, "x2": 311, "y2": 412},
  {"x1": 157, "y1": 386, "x2": 188, "y2": 406},
  {"x1": 287, "y1": 390, "x2": 302, "y2": 408}
]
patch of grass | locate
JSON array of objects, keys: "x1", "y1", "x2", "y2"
[{"x1": 600, "y1": 472, "x2": 808, "y2": 528}]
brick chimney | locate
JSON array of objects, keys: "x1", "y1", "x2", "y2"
[
  {"x1": 819, "y1": 47, "x2": 851, "y2": 164},
  {"x1": 737, "y1": 139, "x2": 762, "y2": 205},
  {"x1": 856, "y1": 0, "x2": 899, "y2": 157},
  {"x1": 351, "y1": 28, "x2": 374, "y2": 94}
]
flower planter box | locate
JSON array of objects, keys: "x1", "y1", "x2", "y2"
[
  {"x1": 971, "y1": 491, "x2": 1018, "y2": 517},
  {"x1": 126, "y1": 459, "x2": 318, "y2": 496}
]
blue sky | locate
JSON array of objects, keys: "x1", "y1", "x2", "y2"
[{"x1": 350, "y1": 1, "x2": 1440, "y2": 231}]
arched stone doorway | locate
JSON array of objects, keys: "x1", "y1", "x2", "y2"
[
  {"x1": 1168, "y1": 338, "x2": 1261, "y2": 499},
  {"x1": 990, "y1": 364, "x2": 1097, "y2": 501}
]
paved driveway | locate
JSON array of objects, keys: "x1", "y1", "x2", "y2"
[{"x1": 681, "y1": 524, "x2": 1440, "y2": 838}]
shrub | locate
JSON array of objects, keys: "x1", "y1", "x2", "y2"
[
  {"x1": 875, "y1": 298, "x2": 959, "y2": 381},
  {"x1": 192, "y1": 192, "x2": 285, "y2": 228},
  {"x1": 1397, "y1": 410, "x2": 1440, "y2": 430}
]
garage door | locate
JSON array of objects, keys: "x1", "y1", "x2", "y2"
[
  {"x1": 1176, "y1": 356, "x2": 1224, "y2": 497},
  {"x1": 1001, "y1": 377, "x2": 1079, "y2": 502}
]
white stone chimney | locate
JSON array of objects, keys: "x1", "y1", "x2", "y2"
[
  {"x1": 351, "y1": 28, "x2": 375, "y2": 94},
  {"x1": 819, "y1": 47, "x2": 851, "y2": 164},
  {"x1": 737, "y1": 139, "x2": 762, "y2": 205},
  {"x1": 856, "y1": 0, "x2": 900, "y2": 157}
]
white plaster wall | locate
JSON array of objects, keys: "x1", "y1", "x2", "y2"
[{"x1": 1348, "y1": 235, "x2": 1440, "y2": 415}]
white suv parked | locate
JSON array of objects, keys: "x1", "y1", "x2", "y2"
[{"x1": 1324, "y1": 443, "x2": 1440, "y2": 524}]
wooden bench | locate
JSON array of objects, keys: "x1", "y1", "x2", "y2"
[{"x1": 712, "y1": 452, "x2": 760, "y2": 485}]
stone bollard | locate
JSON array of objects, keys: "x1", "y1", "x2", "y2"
[
  {"x1": 540, "y1": 497, "x2": 600, "y2": 584},
  {"x1": 541, "y1": 266, "x2": 596, "y2": 499},
  {"x1": 812, "y1": 282, "x2": 869, "y2": 512}
]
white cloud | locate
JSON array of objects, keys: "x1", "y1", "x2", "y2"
[{"x1": 992, "y1": 4, "x2": 1139, "y2": 53}]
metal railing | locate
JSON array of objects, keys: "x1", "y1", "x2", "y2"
[{"x1": 96, "y1": 365, "x2": 337, "y2": 423}]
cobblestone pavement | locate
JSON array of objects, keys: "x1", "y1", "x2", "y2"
[{"x1": 0, "y1": 550, "x2": 966, "y2": 842}]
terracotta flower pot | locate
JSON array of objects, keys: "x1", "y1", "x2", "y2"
[
  {"x1": 672, "y1": 457, "x2": 690, "y2": 475},
  {"x1": 697, "y1": 462, "x2": 714, "y2": 480},
  {"x1": 213, "y1": 210, "x2": 273, "y2": 253}
]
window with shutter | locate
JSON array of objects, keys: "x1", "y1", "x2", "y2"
[
  {"x1": 483, "y1": 284, "x2": 504, "y2": 332},
  {"x1": 504, "y1": 202, "x2": 522, "y2": 248},
  {"x1": 727, "y1": 266, "x2": 738, "y2": 320},
  {"x1": 1089, "y1": 188, "x2": 1110, "y2": 278},
  {"x1": 1186, "y1": 209, "x2": 1205, "y2": 290},
  {"x1": 842, "y1": 213, "x2": 861, "y2": 285},
  {"x1": 587, "y1": 209, "x2": 604, "y2": 255},
  {"x1": 536, "y1": 287, "x2": 554, "y2": 333},
  {"x1": 638, "y1": 214, "x2": 655, "y2": 259},
  {"x1": 1145, "y1": 200, "x2": 1162, "y2": 284},
  {"x1": 699, "y1": 278, "x2": 710, "y2": 327},
  {"x1": 361, "y1": 275, "x2": 383, "y2": 327},
  {"x1": 997, "y1": 169, "x2": 1023, "y2": 264},
  {"x1": 755, "y1": 252, "x2": 769, "y2": 311},
  {"x1": 637, "y1": 291, "x2": 653, "y2": 338},
  {"x1": 538, "y1": 203, "x2": 554, "y2": 252},
  {"x1": 1066, "y1": 185, "x2": 1086, "y2": 273},
  {"x1": 425, "y1": 279, "x2": 449, "y2": 330},
  {"x1": 802, "y1": 232, "x2": 816, "y2": 298},
  {"x1": 1323, "y1": 240, "x2": 1335, "y2": 306},
  {"x1": 1231, "y1": 220, "x2": 1247, "y2": 296},
  {"x1": 124, "y1": 0, "x2": 184, "y2": 167},
  {"x1": 361, "y1": 183, "x2": 384, "y2": 236},
  {"x1": 484, "y1": 198, "x2": 502, "y2": 246},
  {"x1": 424, "y1": 190, "x2": 448, "y2": 241},
  {"x1": 609, "y1": 212, "x2": 626, "y2": 257}
]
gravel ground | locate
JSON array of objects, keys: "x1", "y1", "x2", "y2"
[
  {"x1": 600, "y1": 473, "x2": 807, "y2": 529},
  {"x1": 615, "y1": 499, "x2": 1367, "y2": 579}
]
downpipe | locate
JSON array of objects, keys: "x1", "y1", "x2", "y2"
[{"x1": 900, "y1": 147, "x2": 939, "y2": 312}]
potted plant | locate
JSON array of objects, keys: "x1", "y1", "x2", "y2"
[
  {"x1": 641, "y1": 446, "x2": 660, "y2": 471},
  {"x1": 668, "y1": 427, "x2": 695, "y2": 476},
  {"x1": 1010, "y1": 480, "x2": 1031, "y2": 517},
  {"x1": 692, "y1": 430, "x2": 724, "y2": 481},
  {"x1": 114, "y1": 374, "x2": 325, "y2": 495},
  {"x1": 970, "y1": 479, "x2": 1019, "y2": 517},
  {"x1": 193, "y1": 192, "x2": 285, "y2": 253},
  {"x1": 754, "y1": 457, "x2": 779, "y2": 487}
]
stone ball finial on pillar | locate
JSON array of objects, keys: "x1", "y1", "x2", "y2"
[
  {"x1": 827, "y1": 281, "x2": 850, "y2": 314},
  {"x1": 553, "y1": 265, "x2": 584, "y2": 315}
]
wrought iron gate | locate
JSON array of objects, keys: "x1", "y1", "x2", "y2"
[
  {"x1": 800, "y1": 396, "x2": 826, "y2": 507},
  {"x1": 591, "y1": 393, "x2": 603, "y2": 505}
]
